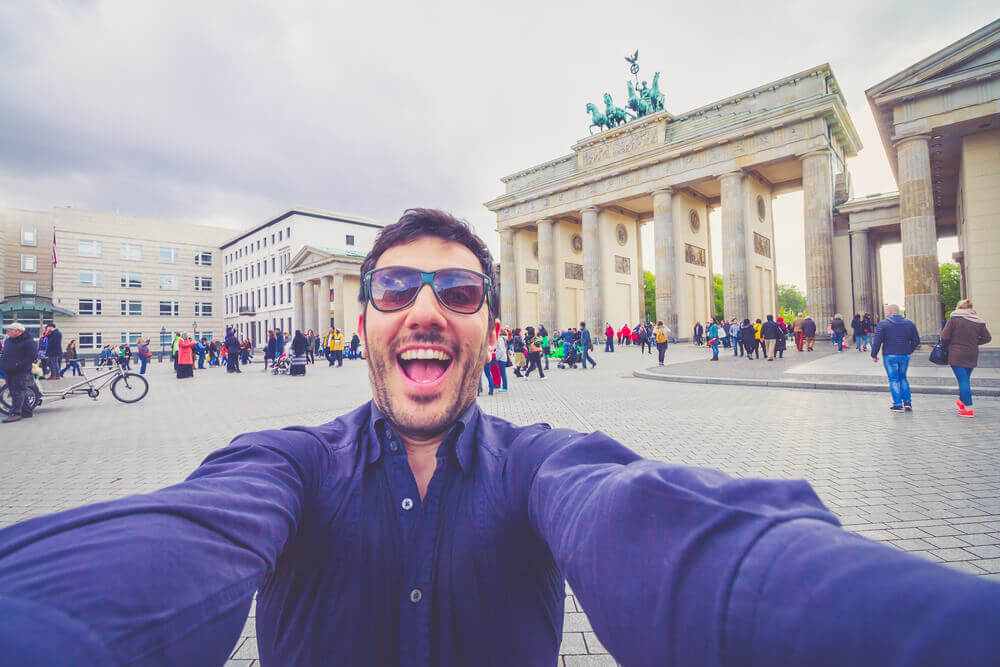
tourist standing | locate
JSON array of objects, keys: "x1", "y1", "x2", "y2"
[
  {"x1": 290, "y1": 330, "x2": 308, "y2": 376},
  {"x1": 940, "y1": 299, "x2": 992, "y2": 418},
  {"x1": 729, "y1": 319, "x2": 740, "y2": 356},
  {"x1": 510, "y1": 329, "x2": 526, "y2": 377},
  {"x1": 761, "y1": 315, "x2": 780, "y2": 361},
  {"x1": 706, "y1": 320, "x2": 720, "y2": 361},
  {"x1": 175, "y1": 334, "x2": 195, "y2": 379},
  {"x1": 331, "y1": 329, "x2": 344, "y2": 367},
  {"x1": 654, "y1": 321, "x2": 669, "y2": 366},
  {"x1": 276, "y1": 330, "x2": 285, "y2": 358},
  {"x1": 871, "y1": 304, "x2": 921, "y2": 413},
  {"x1": 224, "y1": 328, "x2": 241, "y2": 373},
  {"x1": 851, "y1": 315, "x2": 866, "y2": 351},
  {"x1": 137, "y1": 338, "x2": 152, "y2": 374},
  {"x1": 492, "y1": 331, "x2": 508, "y2": 393},
  {"x1": 196, "y1": 338, "x2": 208, "y2": 369},
  {"x1": 639, "y1": 324, "x2": 653, "y2": 355},
  {"x1": 61, "y1": 340, "x2": 81, "y2": 377},
  {"x1": 305, "y1": 330, "x2": 315, "y2": 365},
  {"x1": 605, "y1": 323, "x2": 615, "y2": 352},
  {"x1": 693, "y1": 322, "x2": 704, "y2": 346},
  {"x1": 264, "y1": 330, "x2": 277, "y2": 371},
  {"x1": 579, "y1": 322, "x2": 596, "y2": 369},
  {"x1": 862, "y1": 313, "x2": 874, "y2": 351},
  {"x1": 42, "y1": 323, "x2": 63, "y2": 381},
  {"x1": 801, "y1": 316, "x2": 817, "y2": 351},
  {"x1": 831, "y1": 314, "x2": 847, "y2": 351},
  {"x1": 792, "y1": 313, "x2": 805, "y2": 351},
  {"x1": 0, "y1": 323, "x2": 36, "y2": 423}
]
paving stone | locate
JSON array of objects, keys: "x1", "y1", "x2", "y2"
[
  {"x1": 584, "y1": 632, "x2": 610, "y2": 654},
  {"x1": 929, "y1": 548, "x2": 976, "y2": 562},
  {"x1": 888, "y1": 527, "x2": 931, "y2": 539},
  {"x1": 924, "y1": 536, "x2": 971, "y2": 549},
  {"x1": 560, "y1": 632, "x2": 588, "y2": 655},
  {"x1": 563, "y1": 655, "x2": 619, "y2": 666},
  {"x1": 966, "y1": 544, "x2": 1000, "y2": 559}
]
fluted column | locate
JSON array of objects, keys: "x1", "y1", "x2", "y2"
[
  {"x1": 332, "y1": 273, "x2": 345, "y2": 331},
  {"x1": 896, "y1": 135, "x2": 941, "y2": 340},
  {"x1": 302, "y1": 280, "x2": 317, "y2": 333},
  {"x1": 499, "y1": 228, "x2": 517, "y2": 327},
  {"x1": 720, "y1": 171, "x2": 749, "y2": 321},
  {"x1": 850, "y1": 229, "x2": 873, "y2": 316},
  {"x1": 652, "y1": 188, "x2": 677, "y2": 332},
  {"x1": 802, "y1": 150, "x2": 836, "y2": 324},
  {"x1": 581, "y1": 206, "x2": 602, "y2": 335},
  {"x1": 293, "y1": 282, "x2": 305, "y2": 332},
  {"x1": 536, "y1": 219, "x2": 556, "y2": 329},
  {"x1": 872, "y1": 239, "x2": 885, "y2": 318},
  {"x1": 318, "y1": 275, "x2": 331, "y2": 332},
  {"x1": 635, "y1": 221, "x2": 645, "y2": 322}
]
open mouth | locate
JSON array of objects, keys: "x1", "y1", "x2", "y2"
[{"x1": 397, "y1": 347, "x2": 454, "y2": 385}]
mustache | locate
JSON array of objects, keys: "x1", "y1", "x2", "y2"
[{"x1": 391, "y1": 332, "x2": 458, "y2": 356}]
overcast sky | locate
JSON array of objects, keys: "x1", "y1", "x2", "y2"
[{"x1": 1, "y1": 1, "x2": 996, "y2": 304}]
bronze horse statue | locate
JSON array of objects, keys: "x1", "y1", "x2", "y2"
[
  {"x1": 648, "y1": 72, "x2": 665, "y2": 112},
  {"x1": 603, "y1": 93, "x2": 628, "y2": 127},
  {"x1": 627, "y1": 81, "x2": 650, "y2": 118},
  {"x1": 586, "y1": 102, "x2": 610, "y2": 134}
]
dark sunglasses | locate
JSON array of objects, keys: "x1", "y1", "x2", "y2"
[{"x1": 363, "y1": 266, "x2": 492, "y2": 315}]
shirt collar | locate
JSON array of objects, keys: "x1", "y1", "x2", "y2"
[{"x1": 366, "y1": 400, "x2": 480, "y2": 473}]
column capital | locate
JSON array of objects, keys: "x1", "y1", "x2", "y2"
[
  {"x1": 893, "y1": 134, "x2": 931, "y2": 150},
  {"x1": 536, "y1": 218, "x2": 554, "y2": 227},
  {"x1": 498, "y1": 227, "x2": 516, "y2": 237},
  {"x1": 800, "y1": 148, "x2": 831, "y2": 160},
  {"x1": 294, "y1": 281, "x2": 306, "y2": 287},
  {"x1": 651, "y1": 187, "x2": 674, "y2": 196},
  {"x1": 848, "y1": 227, "x2": 869, "y2": 237},
  {"x1": 719, "y1": 169, "x2": 745, "y2": 181},
  {"x1": 580, "y1": 205, "x2": 599, "y2": 214}
]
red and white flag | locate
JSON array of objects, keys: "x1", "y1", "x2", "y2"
[{"x1": 52, "y1": 232, "x2": 57, "y2": 267}]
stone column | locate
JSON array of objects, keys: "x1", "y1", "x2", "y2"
[
  {"x1": 652, "y1": 188, "x2": 677, "y2": 332},
  {"x1": 872, "y1": 239, "x2": 885, "y2": 318},
  {"x1": 293, "y1": 282, "x2": 305, "y2": 333},
  {"x1": 499, "y1": 228, "x2": 517, "y2": 327},
  {"x1": 895, "y1": 135, "x2": 941, "y2": 340},
  {"x1": 850, "y1": 229, "x2": 873, "y2": 316},
  {"x1": 536, "y1": 219, "x2": 557, "y2": 329},
  {"x1": 581, "y1": 206, "x2": 602, "y2": 335},
  {"x1": 802, "y1": 150, "x2": 836, "y2": 325},
  {"x1": 318, "y1": 275, "x2": 331, "y2": 332},
  {"x1": 302, "y1": 281, "x2": 317, "y2": 334},
  {"x1": 332, "y1": 273, "x2": 345, "y2": 331},
  {"x1": 635, "y1": 221, "x2": 645, "y2": 322},
  {"x1": 720, "y1": 171, "x2": 749, "y2": 321}
]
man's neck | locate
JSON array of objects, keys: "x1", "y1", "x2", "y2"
[{"x1": 401, "y1": 432, "x2": 444, "y2": 501}]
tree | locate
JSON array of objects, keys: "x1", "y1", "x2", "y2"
[
  {"x1": 940, "y1": 263, "x2": 961, "y2": 316},
  {"x1": 643, "y1": 271, "x2": 655, "y2": 321},
  {"x1": 777, "y1": 283, "x2": 806, "y2": 315},
  {"x1": 713, "y1": 274, "x2": 724, "y2": 320}
]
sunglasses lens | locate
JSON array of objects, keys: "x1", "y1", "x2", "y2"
[
  {"x1": 369, "y1": 267, "x2": 421, "y2": 311},
  {"x1": 434, "y1": 269, "x2": 485, "y2": 314}
]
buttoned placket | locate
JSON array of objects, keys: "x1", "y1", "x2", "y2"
[{"x1": 379, "y1": 425, "x2": 456, "y2": 667}]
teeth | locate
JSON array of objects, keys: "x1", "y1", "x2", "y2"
[{"x1": 398, "y1": 348, "x2": 452, "y2": 361}]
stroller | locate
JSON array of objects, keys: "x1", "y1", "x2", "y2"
[
  {"x1": 557, "y1": 344, "x2": 582, "y2": 369},
  {"x1": 270, "y1": 353, "x2": 291, "y2": 375}
]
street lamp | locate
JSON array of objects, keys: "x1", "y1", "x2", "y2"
[
  {"x1": 159, "y1": 326, "x2": 166, "y2": 362},
  {"x1": 193, "y1": 321, "x2": 198, "y2": 340}
]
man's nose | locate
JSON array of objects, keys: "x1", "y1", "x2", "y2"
[{"x1": 403, "y1": 283, "x2": 448, "y2": 329}]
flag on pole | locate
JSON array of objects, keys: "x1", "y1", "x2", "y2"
[{"x1": 52, "y1": 232, "x2": 57, "y2": 267}]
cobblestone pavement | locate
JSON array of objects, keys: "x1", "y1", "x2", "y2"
[{"x1": 2, "y1": 345, "x2": 999, "y2": 666}]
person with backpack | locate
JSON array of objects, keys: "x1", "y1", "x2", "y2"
[
  {"x1": 654, "y1": 321, "x2": 669, "y2": 366},
  {"x1": 523, "y1": 326, "x2": 546, "y2": 380}
]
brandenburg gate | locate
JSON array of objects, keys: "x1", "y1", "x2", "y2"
[{"x1": 485, "y1": 63, "x2": 863, "y2": 339}]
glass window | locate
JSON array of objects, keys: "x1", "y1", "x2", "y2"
[
  {"x1": 120, "y1": 243, "x2": 142, "y2": 261},
  {"x1": 195, "y1": 302, "x2": 213, "y2": 317},
  {"x1": 159, "y1": 331, "x2": 173, "y2": 348},
  {"x1": 120, "y1": 332, "x2": 143, "y2": 344},
  {"x1": 194, "y1": 251, "x2": 213, "y2": 266},
  {"x1": 79, "y1": 269, "x2": 102, "y2": 287},
  {"x1": 200, "y1": 331, "x2": 213, "y2": 341},
  {"x1": 20, "y1": 254, "x2": 37, "y2": 272},
  {"x1": 195, "y1": 276, "x2": 213, "y2": 291},
  {"x1": 159, "y1": 301, "x2": 179, "y2": 316},
  {"x1": 78, "y1": 299, "x2": 102, "y2": 316},
  {"x1": 278, "y1": 231, "x2": 282, "y2": 242},
  {"x1": 159, "y1": 275, "x2": 179, "y2": 290},
  {"x1": 346, "y1": 234, "x2": 355, "y2": 246},
  {"x1": 120, "y1": 272, "x2": 142, "y2": 288},
  {"x1": 286, "y1": 226, "x2": 290, "y2": 239},
  {"x1": 78, "y1": 239, "x2": 103, "y2": 258},
  {"x1": 120, "y1": 300, "x2": 143, "y2": 316},
  {"x1": 20, "y1": 280, "x2": 37, "y2": 294},
  {"x1": 21, "y1": 228, "x2": 37, "y2": 246},
  {"x1": 159, "y1": 247, "x2": 179, "y2": 264},
  {"x1": 79, "y1": 332, "x2": 103, "y2": 349}
]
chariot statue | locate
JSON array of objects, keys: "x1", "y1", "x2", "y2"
[{"x1": 584, "y1": 50, "x2": 666, "y2": 131}]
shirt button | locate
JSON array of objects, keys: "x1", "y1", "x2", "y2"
[
  {"x1": 410, "y1": 588, "x2": 422, "y2": 603},
  {"x1": 401, "y1": 497, "x2": 414, "y2": 511}
]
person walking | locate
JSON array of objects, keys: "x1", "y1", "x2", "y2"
[
  {"x1": 137, "y1": 338, "x2": 152, "y2": 375},
  {"x1": 871, "y1": 304, "x2": 921, "y2": 413},
  {"x1": 639, "y1": 324, "x2": 653, "y2": 355},
  {"x1": 264, "y1": 331, "x2": 277, "y2": 371},
  {"x1": 791, "y1": 313, "x2": 805, "y2": 351},
  {"x1": 761, "y1": 315, "x2": 780, "y2": 361},
  {"x1": 305, "y1": 330, "x2": 315, "y2": 365},
  {"x1": 801, "y1": 315, "x2": 817, "y2": 351},
  {"x1": 604, "y1": 323, "x2": 615, "y2": 353},
  {"x1": 289, "y1": 330, "x2": 308, "y2": 376},
  {"x1": 578, "y1": 322, "x2": 597, "y2": 369},
  {"x1": 42, "y1": 323, "x2": 63, "y2": 381},
  {"x1": 940, "y1": 299, "x2": 992, "y2": 418},
  {"x1": 851, "y1": 315, "x2": 866, "y2": 352},
  {"x1": 831, "y1": 314, "x2": 847, "y2": 351},
  {"x1": 523, "y1": 326, "x2": 546, "y2": 380},
  {"x1": 706, "y1": 320, "x2": 720, "y2": 360},
  {"x1": 331, "y1": 329, "x2": 344, "y2": 367},
  {"x1": 276, "y1": 330, "x2": 285, "y2": 358},
  {"x1": 0, "y1": 323, "x2": 37, "y2": 423},
  {"x1": 738, "y1": 319, "x2": 755, "y2": 360},
  {"x1": 224, "y1": 328, "x2": 241, "y2": 373},
  {"x1": 176, "y1": 333, "x2": 195, "y2": 379},
  {"x1": 510, "y1": 329, "x2": 527, "y2": 377},
  {"x1": 693, "y1": 322, "x2": 703, "y2": 346},
  {"x1": 196, "y1": 338, "x2": 208, "y2": 369},
  {"x1": 60, "y1": 340, "x2": 82, "y2": 377},
  {"x1": 862, "y1": 313, "x2": 874, "y2": 351},
  {"x1": 775, "y1": 318, "x2": 787, "y2": 359},
  {"x1": 728, "y1": 319, "x2": 739, "y2": 356},
  {"x1": 654, "y1": 321, "x2": 669, "y2": 366},
  {"x1": 492, "y1": 330, "x2": 508, "y2": 393}
]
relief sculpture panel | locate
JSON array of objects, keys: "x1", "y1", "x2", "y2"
[
  {"x1": 525, "y1": 268, "x2": 539, "y2": 284},
  {"x1": 684, "y1": 243, "x2": 706, "y2": 267},
  {"x1": 614, "y1": 255, "x2": 631, "y2": 275},
  {"x1": 579, "y1": 126, "x2": 660, "y2": 168},
  {"x1": 753, "y1": 232, "x2": 772, "y2": 258},
  {"x1": 564, "y1": 262, "x2": 584, "y2": 280}
]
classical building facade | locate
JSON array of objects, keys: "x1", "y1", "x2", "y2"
[
  {"x1": 486, "y1": 64, "x2": 861, "y2": 339},
  {"x1": 285, "y1": 246, "x2": 366, "y2": 339}
]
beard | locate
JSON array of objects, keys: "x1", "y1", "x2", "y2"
[{"x1": 367, "y1": 328, "x2": 489, "y2": 442}]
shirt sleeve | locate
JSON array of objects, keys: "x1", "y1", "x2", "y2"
[
  {"x1": 518, "y1": 428, "x2": 1000, "y2": 666},
  {"x1": 0, "y1": 428, "x2": 326, "y2": 666}
]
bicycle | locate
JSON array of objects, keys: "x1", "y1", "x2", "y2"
[{"x1": 0, "y1": 357, "x2": 149, "y2": 415}]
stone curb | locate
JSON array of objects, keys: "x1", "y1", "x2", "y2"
[{"x1": 632, "y1": 369, "x2": 1000, "y2": 397}]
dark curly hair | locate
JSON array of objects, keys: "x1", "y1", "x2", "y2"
[{"x1": 358, "y1": 208, "x2": 498, "y2": 318}]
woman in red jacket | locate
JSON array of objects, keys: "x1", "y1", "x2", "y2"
[{"x1": 176, "y1": 333, "x2": 196, "y2": 379}]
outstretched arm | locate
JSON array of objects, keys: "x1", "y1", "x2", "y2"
[
  {"x1": 518, "y1": 428, "x2": 1000, "y2": 666},
  {"x1": 0, "y1": 428, "x2": 325, "y2": 666}
]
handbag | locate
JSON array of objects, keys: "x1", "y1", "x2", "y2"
[{"x1": 929, "y1": 341, "x2": 948, "y2": 365}]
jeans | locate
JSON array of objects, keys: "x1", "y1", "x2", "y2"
[
  {"x1": 581, "y1": 348, "x2": 597, "y2": 368},
  {"x1": 834, "y1": 332, "x2": 844, "y2": 350},
  {"x1": 656, "y1": 342, "x2": 668, "y2": 364},
  {"x1": 61, "y1": 361, "x2": 82, "y2": 376},
  {"x1": 641, "y1": 340, "x2": 652, "y2": 354},
  {"x1": 525, "y1": 352, "x2": 545, "y2": 378},
  {"x1": 883, "y1": 354, "x2": 912, "y2": 407},
  {"x1": 493, "y1": 360, "x2": 507, "y2": 389},
  {"x1": 334, "y1": 350, "x2": 343, "y2": 367},
  {"x1": 542, "y1": 347, "x2": 550, "y2": 370},
  {"x1": 865, "y1": 333, "x2": 873, "y2": 349},
  {"x1": 198, "y1": 353, "x2": 206, "y2": 369},
  {"x1": 605, "y1": 337, "x2": 614, "y2": 352},
  {"x1": 6, "y1": 372, "x2": 33, "y2": 417},
  {"x1": 732, "y1": 335, "x2": 740, "y2": 355},
  {"x1": 483, "y1": 363, "x2": 495, "y2": 394},
  {"x1": 951, "y1": 366, "x2": 974, "y2": 406}
]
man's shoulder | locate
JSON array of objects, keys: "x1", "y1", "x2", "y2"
[{"x1": 475, "y1": 411, "x2": 586, "y2": 467}]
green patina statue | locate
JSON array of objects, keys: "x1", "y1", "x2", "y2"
[{"x1": 585, "y1": 51, "x2": 667, "y2": 132}]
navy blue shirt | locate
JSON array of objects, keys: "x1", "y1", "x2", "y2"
[
  {"x1": 871, "y1": 313, "x2": 921, "y2": 358},
  {"x1": 1, "y1": 401, "x2": 998, "y2": 666}
]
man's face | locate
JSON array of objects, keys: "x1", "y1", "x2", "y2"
[{"x1": 361, "y1": 236, "x2": 495, "y2": 441}]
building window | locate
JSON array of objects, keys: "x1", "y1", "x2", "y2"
[
  {"x1": 79, "y1": 332, "x2": 103, "y2": 349},
  {"x1": 120, "y1": 272, "x2": 142, "y2": 288},
  {"x1": 20, "y1": 254, "x2": 37, "y2": 272},
  {"x1": 78, "y1": 239, "x2": 103, "y2": 258},
  {"x1": 199, "y1": 331, "x2": 213, "y2": 341},
  {"x1": 159, "y1": 275, "x2": 179, "y2": 290},
  {"x1": 278, "y1": 231, "x2": 282, "y2": 242},
  {"x1": 21, "y1": 228, "x2": 37, "y2": 246},
  {"x1": 120, "y1": 332, "x2": 143, "y2": 345},
  {"x1": 120, "y1": 300, "x2": 143, "y2": 317},
  {"x1": 195, "y1": 251, "x2": 213, "y2": 266},
  {"x1": 78, "y1": 299, "x2": 102, "y2": 316},
  {"x1": 20, "y1": 280, "x2": 37, "y2": 294},
  {"x1": 159, "y1": 247, "x2": 179, "y2": 264},
  {"x1": 286, "y1": 226, "x2": 290, "y2": 239},
  {"x1": 271, "y1": 257, "x2": 276, "y2": 272},
  {"x1": 159, "y1": 330, "x2": 173, "y2": 348},
  {"x1": 195, "y1": 276, "x2": 213, "y2": 291},
  {"x1": 160, "y1": 301, "x2": 179, "y2": 316},
  {"x1": 195, "y1": 302, "x2": 213, "y2": 317},
  {"x1": 79, "y1": 269, "x2": 102, "y2": 287},
  {"x1": 287, "y1": 282, "x2": 291, "y2": 302},
  {"x1": 121, "y1": 243, "x2": 142, "y2": 261},
  {"x1": 273, "y1": 285, "x2": 278, "y2": 305}
]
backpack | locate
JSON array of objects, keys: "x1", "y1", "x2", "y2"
[{"x1": 655, "y1": 329, "x2": 667, "y2": 344}]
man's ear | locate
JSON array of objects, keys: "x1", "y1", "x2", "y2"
[{"x1": 358, "y1": 310, "x2": 366, "y2": 347}]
